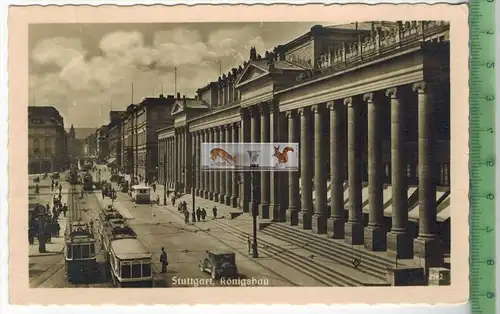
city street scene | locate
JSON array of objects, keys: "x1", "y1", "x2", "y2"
[{"x1": 28, "y1": 21, "x2": 451, "y2": 289}]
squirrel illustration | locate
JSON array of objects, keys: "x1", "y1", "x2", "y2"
[
  {"x1": 210, "y1": 148, "x2": 237, "y2": 165},
  {"x1": 272, "y1": 145, "x2": 294, "y2": 164}
]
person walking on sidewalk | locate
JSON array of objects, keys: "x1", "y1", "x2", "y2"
[
  {"x1": 212, "y1": 206, "x2": 218, "y2": 220},
  {"x1": 152, "y1": 183, "x2": 156, "y2": 192},
  {"x1": 59, "y1": 184, "x2": 62, "y2": 194},
  {"x1": 201, "y1": 208, "x2": 207, "y2": 221},
  {"x1": 247, "y1": 236, "x2": 252, "y2": 255},
  {"x1": 196, "y1": 207, "x2": 201, "y2": 222},
  {"x1": 184, "y1": 210, "x2": 189, "y2": 224},
  {"x1": 160, "y1": 247, "x2": 168, "y2": 273}
]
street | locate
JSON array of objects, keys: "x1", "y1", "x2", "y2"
[{"x1": 93, "y1": 165, "x2": 324, "y2": 287}]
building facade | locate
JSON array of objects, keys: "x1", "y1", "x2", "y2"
[
  {"x1": 83, "y1": 133, "x2": 98, "y2": 157},
  {"x1": 119, "y1": 95, "x2": 175, "y2": 182},
  {"x1": 106, "y1": 111, "x2": 125, "y2": 167},
  {"x1": 157, "y1": 21, "x2": 451, "y2": 270},
  {"x1": 96, "y1": 125, "x2": 109, "y2": 161},
  {"x1": 28, "y1": 106, "x2": 68, "y2": 173}
]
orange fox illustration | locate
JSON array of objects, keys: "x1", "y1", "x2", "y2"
[
  {"x1": 210, "y1": 148, "x2": 237, "y2": 165},
  {"x1": 273, "y1": 145, "x2": 294, "y2": 164}
]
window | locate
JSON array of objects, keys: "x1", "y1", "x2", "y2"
[
  {"x1": 142, "y1": 263, "x2": 151, "y2": 277},
  {"x1": 81, "y1": 244, "x2": 90, "y2": 258},
  {"x1": 121, "y1": 264, "x2": 131, "y2": 278},
  {"x1": 44, "y1": 138, "x2": 51, "y2": 156},
  {"x1": 131, "y1": 263, "x2": 142, "y2": 278},
  {"x1": 33, "y1": 139, "x2": 40, "y2": 155},
  {"x1": 73, "y1": 245, "x2": 82, "y2": 259}
]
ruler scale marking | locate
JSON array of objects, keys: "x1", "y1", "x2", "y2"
[{"x1": 470, "y1": 0, "x2": 496, "y2": 313}]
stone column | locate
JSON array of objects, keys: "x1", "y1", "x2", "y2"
[
  {"x1": 184, "y1": 128, "x2": 189, "y2": 193},
  {"x1": 168, "y1": 138, "x2": 171, "y2": 187},
  {"x1": 175, "y1": 130, "x2": 179, "y2": 187},
  {"x1": 270, "y1": 105, "x2": 287, "y2": 222},
  {"x1": 208, "y1": 128, "x2": 215, "y2": 200},
  {"x1": 286, "y1": 110, "x2": 300, "y2": 226},
  {"x1": 345, "y1": 96, "x2": 364, "y2": 245},
  {"x1": 259, "y1": 104, "x2": 270, "y2": 219},
  {"x1": 327, "y1": 100, "x2": 345, "y2": 238},
  {"x1": 237, "y1": 110, "x2": 248, "y2": 212},
  {"x1": 196, "y1": 131, "x2": 201, "y2": 196},
  {"x1": 386, "y1": 87, "x2": 412, "y2": 258},
  {"x1": 231, "y1": 122, "x2": 240, "y2": 208},
  {"x1": 298, "y1": 107, "x2": 313, "y2": 229},
  {"x1": 312, "y1": 104, "x2": 328, "y2": 234},
  {"x1": 413, "y1": 81, "x2": 443, "y2": 269},
  {"x1": 364, "y1": 92, "x2": 387, "y2": 251},
  {"x1": 214, "y1": 126, "x2": 221, "y2": 202},
  {"x1": 224, "y1": 125, "x2": 233, "y2": 206},
  {"x1": 248, "y1": 106, "x2": 261, "y2": 214},
  {"x1": 191, "y1": 132, "x2": 196, "y2": 195},
  {"x1": 202, "y1": 130, "x2": 209, "y2": 198},
  {"x1": 218, "y1": 126, "x2": 227, "y2": 204}
]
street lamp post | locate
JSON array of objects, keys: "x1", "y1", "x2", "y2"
[{"x1": 238, "y1": 172, "x2": 259, "y2": 258}]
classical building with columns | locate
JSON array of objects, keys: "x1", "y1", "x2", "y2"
[{"x1": 157, "y1": 21, "x2": 451, "y2": 272}]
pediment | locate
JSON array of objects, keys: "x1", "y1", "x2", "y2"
[
  {"x1": 235, "y1": 64, "x2": 269, "y2": 87},
  {"x1": 171, "y1": 100, "x2": 185, "y2": 116}
]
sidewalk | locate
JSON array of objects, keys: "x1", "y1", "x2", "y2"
[{"x1": 29, "y1": 215, "x2": 67, "y2": 257}]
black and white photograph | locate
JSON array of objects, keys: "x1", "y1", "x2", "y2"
[{"x1": 25, "y1": 19, "x2": 453, "y2": 291}]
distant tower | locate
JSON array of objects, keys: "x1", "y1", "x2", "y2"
[{"x1": 69, "y1": 124, "x2": 76, "y2": 140}]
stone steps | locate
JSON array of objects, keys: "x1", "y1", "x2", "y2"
[
  {"x1": 208, "y1": 217, "x2": 388, "y2": 286},
  {"x1": 262, "y1": 223, "x2": 395, "y2": 282}
]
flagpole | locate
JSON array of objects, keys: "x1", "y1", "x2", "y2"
[{"x1": 174, "y1": 68, "x2": 177, "y2": 96}]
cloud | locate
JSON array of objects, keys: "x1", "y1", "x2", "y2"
[{"x1": 29, "y1": 24, "x2": 301, "y2": 128}]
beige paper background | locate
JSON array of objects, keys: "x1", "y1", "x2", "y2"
[{"x1": 9, "y1": 4, "x2": 469, "y2": 305}]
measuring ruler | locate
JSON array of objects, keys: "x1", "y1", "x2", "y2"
[{"x1": 470, "y1": 0, "x2": 497, "y2": 313}]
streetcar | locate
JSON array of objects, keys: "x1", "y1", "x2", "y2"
[
  {"x1": 130, "y1": 184, "x2": 152, "y2": 204},
  {"x1": 68, "y1": 166, "x2": 80, "y2": 185},
  {"x1": 64, "y1": 220, "x2": 98, "y2": 282},
  {"x1": 101, "y1": 219, "x2": 153, "y2": 287},
  {"x1": 83, "y1": 173, "x2": 94, "y2": 191}
]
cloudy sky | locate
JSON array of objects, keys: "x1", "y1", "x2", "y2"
[{"x1": 29, "y1": 22, "x2": 323, "y2": 129}]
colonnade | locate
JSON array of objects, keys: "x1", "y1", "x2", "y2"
[{"x1": 159, "y1": 80, "x2": 444, "y2": 264}]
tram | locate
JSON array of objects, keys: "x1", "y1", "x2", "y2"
[
  {"x1": 101, "y1": 219, "x2": 153, "y2": 287},
  {"x1": 68, "y1": 166, "x2": 80, "y2": 185},
  {"x1": 64, "y1": 220, "x2": 98, "y2": 282},
  {"x1": 83, "y1": 173, "x2": 94, "y2": 191}
]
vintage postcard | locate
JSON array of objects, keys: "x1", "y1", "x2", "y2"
[{"x1": 9, "y1": 4, "x2": 469, "y2": 305}]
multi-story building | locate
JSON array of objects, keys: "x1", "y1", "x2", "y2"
[
  {"x1": 157, "y1": 21, "x2": 451, "y2": 278},
  {"x1": 28, "y1": 106, "x2": 68, "y2": 173},
  {"x1": 96, "y1": 125, "x2": 109, "y2": 161},
  {"x1": 106, "y1": 111, "x2": 125, "y2": 167},
  {"x1": 120, "y1": 94, "x2": 175, "y2": 182},
  {"x1": 83, "y1": 133, "x2": 98, "y2": 157}
]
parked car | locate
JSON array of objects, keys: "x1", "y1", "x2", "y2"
[
  {"x1": 51, "y1": 172, "x2": 60, "y2": 179},
  {"x1": 199, "y1": 251, "x2": 238, "y2": 280}
]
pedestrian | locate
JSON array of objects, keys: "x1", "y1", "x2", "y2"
[
  {"x1": 59, "y1": 184, "x2": 62, "y2": 194},
  {"x1": 160, "y1": 247, "x2": 168, "y2": 273},
  {"x1": 247, "y1": 236, "x2": 252, "y2": 255},
  {"x1": 51, "y1": 182, "x2": 54, "y2": 191},
  {"x1": 156, "y1": 195, "x2": 160, "y2": 205},
  {"x1": 201, "y1": 208, "x2": 207, "y2": 221},
  {"x1": 184, "y1": 210, "x2": 189, "y2": 224},
  {"x1": 212, "y1": 206, "x2": 218, "y2": 220},
  {"x1": 191, "y1": 209, "x2": 196, "y2": 223},
  {"x1": 35, "y1": 183, "x2": 39, "y2": 195},
  {"x1": 63, "y1": 204, "x2": 67, "y2": 217},
  {"x1": 196, "y1": 207, "x2": 201, "y2": 222},
  {"x1": 55, "y1": 223, "x2": 60, "y2": 237},
  {"x1": 152, "y1": 183, "x2": 156, "y2": 192}
]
